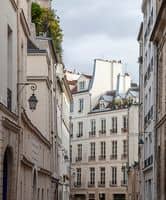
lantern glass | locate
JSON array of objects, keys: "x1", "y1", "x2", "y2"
[{"x1": 28, "y1": 93, "x2": 38, "y2": 111}]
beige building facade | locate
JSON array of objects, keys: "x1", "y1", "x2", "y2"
[
  {"x1": 67, "y1": 60, "x2": 139, "y2": 200},
  {"x1": 0, "y1": 0, "x2": 71, "y2": 200},
  {"x1": 150, "y1": 1, "x2": 166, "y2": 200}
]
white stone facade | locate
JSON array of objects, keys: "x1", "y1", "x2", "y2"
[
  {"x1": 138, "y1": 1, "x2": 157, "y2": 200},
  {"x1": 67, "y1": 59, "x2": 139, "y2": 200}
]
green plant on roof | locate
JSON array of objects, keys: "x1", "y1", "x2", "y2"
[{"x1": 31, "y1": 2, "x2": 63, "y2": 55}]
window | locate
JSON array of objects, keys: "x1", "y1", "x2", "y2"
[
  {"x1": 89, "y1": 194, "x2": 95, "y2": 200},
  {"x1": 79, "y1": 81, "x2": 85, "y2": 90},
  {"x1": 77, "y1": 144, "x2": 82, "y2": 160},
  {"x1": 101, "y1": 119, "x2": 106, "y2": 133},
  {"x1": 112, "y1": 117, "x2": 117, "y2": 133},
  {"x1": 90, "y1": 168, "x2": 95, "y2": 185},
  {"x1": 78, "y1": 122, "x2": 83, "y2": 137},
  {"x1": 100, "y1": 141, "x2": 106, "y2": 158},
  {"x1": 123, "y1": 116, "x2": 128, "y2": 129},
  {"x1": 90, "y1": 142, "x2": 95, "y2": 158},
  {"x1": 111, "y1": 167, "x2": 117, "y2": 185},
  {"x1": 76, "y1": 168, "x2": 81, "y2": 185},
  {"x1": 70, "y1": 123, "x2": 73, "y2": 138},
  {"x1": 78, "y1": 98, "x2": 84, "y2": 112},
  {"x1": 91, "y1": 119, "x2": 96, "y2": 135},
  {"x1": 7, "y1": 26, "x2": 13, "y2": 111},
  {"x1": 112, "y1": 141, "x2": 117, "y2": 156},
  {"x1": 41, "y1": 188, "x2": 44, "y2": 200},
  {"x1": 122, "y1": 166, "x2": 127, "y2": 185},
  {"x1": 70, "y1": 145, "x2": 72, "y2": 162},
  {"x1": 70, "y1": 102, "x2": 74, "y2": 112},
  {"x1": 123, "y1": 140, "x2": 127, "y2": 156},
  {"x1": 100, "y1": 167, "x2": 105, "y2": 184}
]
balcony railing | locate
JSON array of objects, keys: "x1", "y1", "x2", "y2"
[
  {"x1": 88, "y1": 156, "x2": 96, "y2": 161},
  {"x1": 89, "y1": 131, "x2": 96, "y2": 137},
  {"x1": 99, "y1": 155, "x2": 106, "y2": 161},
  {"x1": 110, "y1": 154, "x2": 117, "y2": 160},
  {"x1": 99, "y1": 130, "x2": 106, "y2": 136},
  {"x1": 109, "y1": 181, "x2": 117, "y2": 187},
  {"x1": 121, "y1": 154, "x2": 127, "y2": 160},
  {"x1": 75, "y1": 157, "x2": 82, "y2": 162},
  {"x1": 121, "y1": 128, "x2": 128, "y2": 133},
  {"x1": 110, "y1": 129, "x2": 117, "y2": 134},
  {"x1": 98, "y1": 182, "x2": 105, "y2": 187},
  {"x1": 88, "y1": 182, "x2": 95, "y2": 188},
  {"x1": 121, "y1": 180, "x2": 127, "y2": 186},
  {"x1": 74, "y1": 182, "x2": 81, "y2": 188},
  {"x1": 144, "y1": 155, "x2": 153, "y2": 168}
]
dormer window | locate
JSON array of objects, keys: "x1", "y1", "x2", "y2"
[
  {"x1": 79, "y1": 81, "x2": 85, "y2": 91},
  {"x1": 99, "y1": 100, "x2": 105, "y2": 110}
]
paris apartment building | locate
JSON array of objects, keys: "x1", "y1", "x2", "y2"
[{"x1": 66, "y1": 59, "x2": 139, "y2": 200}]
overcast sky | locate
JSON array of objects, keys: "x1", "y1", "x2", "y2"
[{"x1": 52, "y1": 0, "x2": 142, "y2": 82}]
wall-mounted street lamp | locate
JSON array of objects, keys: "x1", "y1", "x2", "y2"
[{"x1": 18, "y1": 83, "x2": 38, "y2": 111}]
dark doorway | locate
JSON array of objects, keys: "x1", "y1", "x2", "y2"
[
  {"x1": 113, "y1": 194, "x2": 126, "y2": 200},
  {"x1": 2, "y1": 147, "x2": 13, "y2": 200}
]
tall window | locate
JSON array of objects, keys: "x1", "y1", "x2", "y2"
[
  {"x1": 112, "y1": 141, "x2": 117, "y2": 156},
  {"x1": 100, "y1": 142, "x2": 106, "y2": 158},
  {"x1": 77, "y1": 144, "x2": 82, "y2": 160},
  {"x1": 101, "y1": 119, "x2": 106, "y2": 133},
  {"x1": 123, "y1": 116, "x2": 128, "y2": 129},
  {"x1": 100, "y1": 167, "x2": 105, "y2": 184},
  {"x1": 7, "y1": 26, "x2": 13, "y2": 111},
  {"x1": 70, "y1": 145, "x2": 72, "y2": 162},
  {"x1": 79, "y1": 81, "x2": 85, "y2": 90},
  {"x1": 112, "y1": 117, "x2": 117, "y2": 133},
  {"x1": 90, "y1": 142, "x2": 95, "y2": 158},
  {"x1": 91, "y1": 119, "x2": 96, "y2": 135},
  {"x1": 78, "y1": 122, "x2": 83, "y2": 137},
  {"x1": 123, "y1": 140, "x2": 127, "y2": 156},
  {"x1": 122, "y1": 166, "x2": 127, "y2": 185},
  {"x1": 70, "y1": 123, "x2": 73, "y2": 138},
  {"x1": 111, "y1": 167, "x2": 117, "y2": 185},
  {"x1": 90, "y1": 168, "x2": 95, "y2": 185},
  {"x1": 76, "y1": 168, "x2": 81, "y2": 185},
  {"x1": 78, "y1": 98, "x2": 84, "y2": 112}
]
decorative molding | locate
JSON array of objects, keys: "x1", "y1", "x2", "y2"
[
  {"x1": 21, "y1": 109, "x2": 51, "y2": 149},
  {"x1": 1, "y1": 117, "x2": 20, "y2": 133},
  {"x1": 10, "y1": 0, "x2": 18, "y2": 11},
  {"x1": 27, "y1": 76, "x2": 51, "y2": 89},
  {"x1": 20, "y1": 9, "x2": 31, "y2": 37},
  {"x1": 21, "y1": 155, "x2": 34, "y2": 168},
  {"x1": 0, "y1": 103, "x2": 18, "y2": 121},
  {"x1": 38, "y1": 167, "x2": 52, "y2": 177}
]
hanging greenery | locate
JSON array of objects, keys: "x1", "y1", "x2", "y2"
[{"x1": 31, "y1": 2, "x2": 63, "y2": 55}]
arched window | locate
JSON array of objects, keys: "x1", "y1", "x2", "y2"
[{"x1": 3, "y1": 147, "x2": 13, "y2": 200}]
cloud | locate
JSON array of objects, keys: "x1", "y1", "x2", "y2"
[{"x1": 52, "y1": 0, "x2": 142, "y2": 82}]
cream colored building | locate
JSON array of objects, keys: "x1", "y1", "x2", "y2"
[
  {"x1": 0, "y1": 0, "x2": 72, "y2": 199},
  {"x1": 150, "y1": 1, "x2": 166, "y2": 200},
  {"x1": 138, "y1": 1, "x2": 157, "y2": 200},
  {"x1": 67, "y1": 59, "x2": 139, "y2": 200}
]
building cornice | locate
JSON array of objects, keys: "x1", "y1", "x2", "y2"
[
  {"x1": 38, "y1": 167, "x2": 52, "y2": 177},
  {"x1": 10, "y1": 0, "x2": 18, "y2": 11},
  {"x1": 1, "y1": 117, "x2": 20, "y2": 133},
  {"x1": 21, "y1": 155, "x2": 34, "y2": 168},
  {"x1": 27, "y1": 76, "x2": 51, "y2": 89},
  {"x1": 0, "y1": 103, "x2": 18, "y2": 121},
  {"x1": 21, "y1": 109, "x2": 51, "y2": 149},
  {"x1": 20, "y1": 9, "x2": 31, "y2": 37}
]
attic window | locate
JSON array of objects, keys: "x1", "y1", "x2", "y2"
[
  {"x1": 99, "y1": 100, "x2": 105, "y2": 110},
  {"x1": 79, "y1": 81, "x2": 85, "y2": 91}
]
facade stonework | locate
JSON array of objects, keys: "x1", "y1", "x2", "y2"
[{"x1": 67, "y1": 59, "x2": 139, "y2": 200}]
